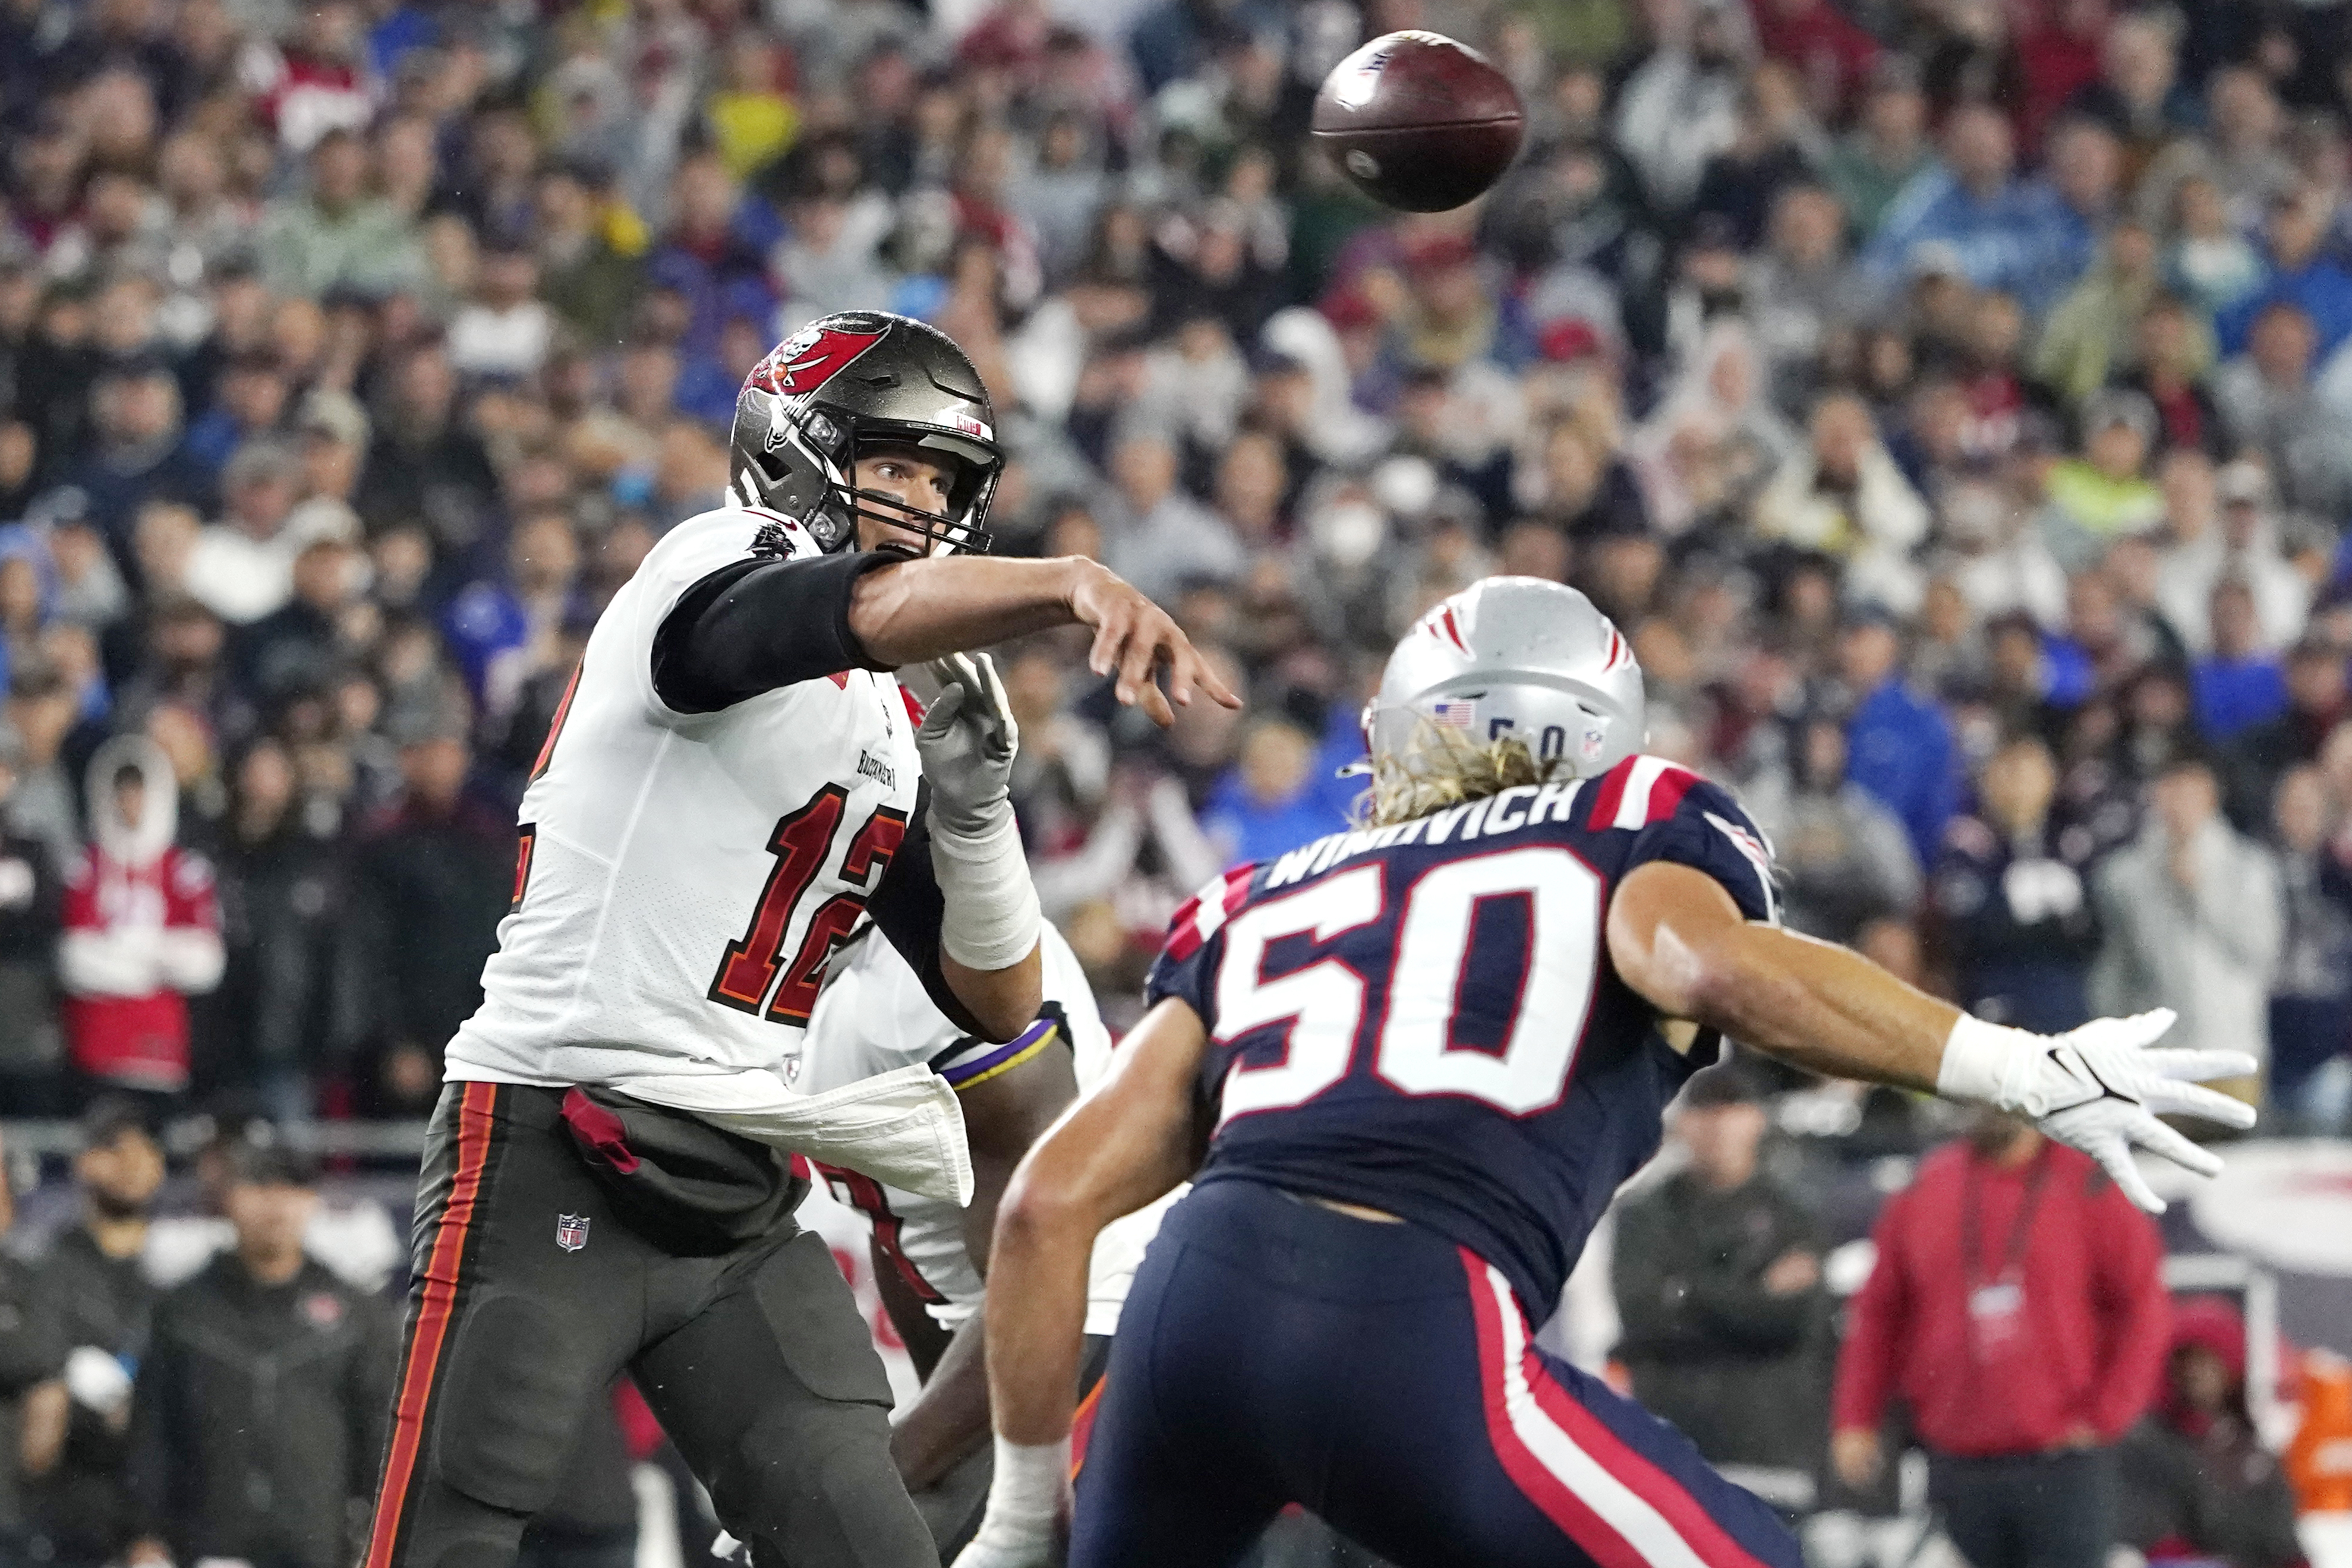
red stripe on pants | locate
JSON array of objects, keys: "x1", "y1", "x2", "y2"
[{"x1": 365, "y1": 1081, "x2": 499, "y2": 1568}]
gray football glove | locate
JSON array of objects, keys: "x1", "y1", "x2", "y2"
[{"x1": 916, "y1": 652, "x2": 1020, "y2": 842}]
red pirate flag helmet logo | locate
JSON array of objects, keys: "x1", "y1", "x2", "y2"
[{"x1": 743, "y1": 322, "x2": 887, "y2": 399}]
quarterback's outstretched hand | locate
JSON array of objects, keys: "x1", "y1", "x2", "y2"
[
  {"x1": 917, "y1": 652, "x2": 1019, "y2": 840},
  {"x1": 1937, "y1": 1010, "x2": 2256, "y2": 1213},
  {"x1": 1067, "y1": 563, "x2": 1243, "y2": 727}
]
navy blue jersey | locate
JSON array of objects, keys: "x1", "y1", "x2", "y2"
[{"x1": 1146, "y1": 755, "x2": 1780, "y2": 1318}]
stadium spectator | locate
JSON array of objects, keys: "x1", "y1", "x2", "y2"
[
  {"x1": 2090, "y1": 755, "x2": 2278, "y2": 1101},
  {"x1": 1613, "y1": 0, "x2": 1752, "y2": 215},
  {"x1": 62, "y1": 361, "x2": 209, "y2": 547},
  {"x1": 1612, "y1": 1062, "x2": 1829, "y2": 1517},
  {"x1": 1934, "y1": 734, "x2": 2102, "y2": 1034},
  {"x1": 1824, "y1": 58, "x2": 1935, "y2": 242},
  {"x1": 1831, "y1": 1113, "x2": 2172, "y2": 1568},
  {"x1": 2223, "y1": 639, "x2": 2347, "y2": 830},
  {"x1": 1752, "y1": 392, "x2": 1930, "y2": 613},
  {"x1": 2064, "y1": 10, "x2": 2197, "y2": 181},
  {"x1": 2157, "y1": 458, "x2": 2309, "y2": 658},
  {"x1": 2214, "y1": 302, "x2": 2352, "y2": 526},
  {"x1": 2118, "y1": 1298, "x2": 2307, "y2": 1568},
  {"x1": 1864, "y1": 106, "x2": 2053, "y2": 306},
  {"x1": 256, "y1": 128, "x2": 424, "y2": 302},
  {"x1": 2215, "y1": 188, "x2": 2352, "y2": 362},
  {"x1": 2263, "y1": 764, "x2": 2352, "y2": 1130},
  {"x1": 0, "y1": 730, "x2": 65, "y2": 1112},
  {"x1": 20, "y1": 1101, "x2": 165, "y2": 1568},
  {"x1": 0, "y1": 1125, "x2": 56, "y2": 1563},
  {"x1": 58, "y1": 738, "x2": 224, "y2": 1105},
  {"x1": 342, "y1": 704, "x2": 513, "y2": 1117},
  {"x1": 125, "y1": 1135, "x2": 395, "y2": 1568},
  {"x1": 2044, "y1": 390, "x2": 2165, "y2": 556},
  {"x1": 2192, "y1": 579, "x2": 2289, "y2": 741},
  {"x1": 1836, "y1": 605, "x2": 1957, "y2": 870},
  {"x1": 204, "y1": 739, "x2": 346, "y2": 1120},
  {"x1": 1746, "y1": 713, "x2": 1919, "y2": 944}
]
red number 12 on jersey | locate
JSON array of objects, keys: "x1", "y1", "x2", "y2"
[{"x1": 708, "y1": 783, "x2": 907, "y2": 1024}]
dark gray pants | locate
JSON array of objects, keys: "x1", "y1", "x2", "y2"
[
  {"x1": 1930, "y1": 1447, "x2": 2117, "y2": 1568},
  {"x1": 364, "y1": 1081, "x2": 934, "y2": 1568}
]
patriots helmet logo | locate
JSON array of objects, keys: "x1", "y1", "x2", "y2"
[{"x1": 556, "y1": 1213, "x2": 591, "y2": 1252}]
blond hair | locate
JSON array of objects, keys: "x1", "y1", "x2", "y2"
[{"x1": 1359, "y1": 718, "x2": 1563, "y2": 828}]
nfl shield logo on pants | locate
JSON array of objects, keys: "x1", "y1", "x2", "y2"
[{"x1": 555, "y1": 1214, "x2": 590, "y2": 1252}]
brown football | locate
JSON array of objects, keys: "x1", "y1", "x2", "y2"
[{"x1": 1311, "y1": 31, "x2": 1525, "y2": 214}]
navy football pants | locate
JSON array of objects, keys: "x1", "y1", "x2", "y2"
[{"x1": 1073, "y1": 1178, "x2": 1804, "y2": 1568}]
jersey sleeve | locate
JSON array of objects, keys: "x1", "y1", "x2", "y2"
[
  {"x1": 625, "y1": 507, "x2": 890, "y2": 720},
  {"x1": 1143, "y1": 864, "x2": 1258, "y2": 1033},
  {"x1": 1609, "y1": 765, "x2": 1782, "y2": 926}
]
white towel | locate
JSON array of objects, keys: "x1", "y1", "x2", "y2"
[{"x1": 618, "y1": 1062, "x2": 973, "y2": 1204}]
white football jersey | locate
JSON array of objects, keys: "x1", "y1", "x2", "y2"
[
  {"x1": 803, "y1": 923, "x2": 1179, "y2": 1336},
  {"x1": 446, "y1": 505, "x2": 923, "y2": 1092}
]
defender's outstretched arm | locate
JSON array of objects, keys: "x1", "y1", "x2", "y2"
[
  {"x1": 950, "y1": 998, "x2": 1208, "y2": 1568},
  {"x1": 1606, "y1": 861, "x2": 2256, "y2": 1212}
]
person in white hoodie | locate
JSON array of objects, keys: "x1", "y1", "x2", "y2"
[{"x1": 57, "y1": 736, "x2": 223, "y2": 1102}]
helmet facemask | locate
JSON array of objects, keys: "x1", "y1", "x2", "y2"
[{"x1": 732, "y1": 389, "x2": 1002, "y2": 557}]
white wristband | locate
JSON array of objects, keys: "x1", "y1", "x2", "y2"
[
  {"x1": 1936, "y1": 1012, "x2": 2038, "y2": 1111},
  {"x1": 931, "y1": 811, "x2": 1042, "y2": 972},
  {"x1": 985, "y1": 1433, "x2": 1070, "y2": 1527}
]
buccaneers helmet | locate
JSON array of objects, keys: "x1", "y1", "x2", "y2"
[{"x1": 730, "y1": 311, "x2": 1004, "y2": 556}]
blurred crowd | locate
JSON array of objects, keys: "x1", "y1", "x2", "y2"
[{"x1": 3, "y1": 0, "x2": 2352, "y2": 1140}]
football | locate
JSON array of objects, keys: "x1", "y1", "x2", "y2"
[{"x1": 1311, "y1": 31, "x2": 1525, "y2": 213}]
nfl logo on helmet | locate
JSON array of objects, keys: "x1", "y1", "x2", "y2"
[{"x1": 555, "y1": 1214, "x2": 591, "y2": 1252}]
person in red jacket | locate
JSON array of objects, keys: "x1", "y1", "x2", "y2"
[
  {"x1": 58, "y1": 737, "x2": 223, "y2": 1103},
  {"x1": 1831, "y1": 1111, "x2": 2171, "y2": 1568}
]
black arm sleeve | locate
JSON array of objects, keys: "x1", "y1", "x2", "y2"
[
  {"x1": 867, "y1": 784, "x2": 994, "y2": 1040},
  {"x1": 651, "y1": 550, "x2": 898, "y2": 714}
]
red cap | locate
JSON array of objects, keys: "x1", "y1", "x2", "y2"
[{"x1": 1539, "y1": 318, "x2": 1603, "y2": 362}]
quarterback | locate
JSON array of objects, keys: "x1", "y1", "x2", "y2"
[{"x1": 362, "y1": 311, "x2": 1234, "y2": 1568}]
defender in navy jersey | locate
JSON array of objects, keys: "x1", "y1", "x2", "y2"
[{"x1": 954, "y1": 578, "x2": 2257, "y2": 1568}]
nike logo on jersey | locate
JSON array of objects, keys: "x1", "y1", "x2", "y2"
[{"x1": 856, "y1": 750, "x2": 897, "y2": 790}]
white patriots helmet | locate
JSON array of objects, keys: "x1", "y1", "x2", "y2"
[{"x1": 1366, "y1": 577, "x2": 1647, "y2": 781}]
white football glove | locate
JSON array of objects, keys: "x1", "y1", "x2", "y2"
[
  {"x1": 1937, "y1": 1009, "x2": 2257, "y2": 1213},
  {"x1": 950, "y1": 1437, "x2": 1069, "y2": 1568},
  {"x1": 916, "y1": 652, "x2": 1019, "y2": 841}
]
